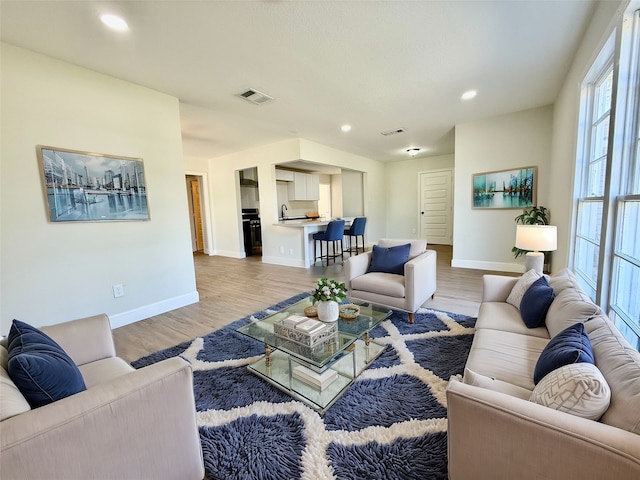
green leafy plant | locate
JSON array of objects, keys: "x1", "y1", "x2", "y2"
[
  {"x1": 312, "y1": 278, "x2": 347, "y2": 303},
  {"x1": 512, "y1": 206, "x2": 550, "y2": 259}
]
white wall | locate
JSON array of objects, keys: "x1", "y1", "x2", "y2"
[
  {"x1": 386, "y1": 154, "x2": 454, "y2": 239},
  {"x1": 341, "y1": 170, "x2": 364, "y2": 217},
  {"x1": 548, "y1": 0, "x2": 624, "y2": 270},
  {"x1": 0, "y1": 44, "x2": 198, "y2": 332},
  {"x1": 452, "y1": 106, "x2": 553, "y2": 273}
]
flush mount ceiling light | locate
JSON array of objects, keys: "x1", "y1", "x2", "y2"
[
  {"x1": 406, "y1": 148, "x2": 421, "y2": 156},
  {"x1": 341, "y1": 124, "x2": 352, "y2": 132},
  {"x1": 461, "y1": 90, "x2": 477, "y2": 100},
  {"x1": 100, "y1": 14, "x2": 129, "y2": 31}
]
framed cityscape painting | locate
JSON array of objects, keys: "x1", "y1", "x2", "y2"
[
  {"x1": 37, "y1": 145, "x2": 150, "y2": 222},
  {"x1": 472, "y1": 166, "x2": 537, "y2": 209}
]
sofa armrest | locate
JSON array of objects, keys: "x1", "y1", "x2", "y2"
[
  {"x1": 1, "y1": 357, "x2": 204, "y2": 480},
  {"x1": 42, "y1": 314, "x2": 116, "y2": 366},
  {"x1": 345, "y1": 251, "x2": 372, "y2": 284},
  {"x1": 482, "y1": 274, "x2": 519, "y2": 303},
  {"x1": 405, "y1": 249, "x2": 437, "y2": 311},
  {"x1": 446, "y1": 379, "x2": 640, "y2": 480}
]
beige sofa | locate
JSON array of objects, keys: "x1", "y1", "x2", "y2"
[
  {"x1": 447, "y1": 269, "x2": 640, "y2": 480},
  {"x1": 345, "y1": 238, "x2": 436, "y2": 323},
  {"x1": 1, "y1": 314, "x2": 204, "y2": 480}
]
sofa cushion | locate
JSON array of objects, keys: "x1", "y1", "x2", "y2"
[
  {"x1": 0, "y1": 345, "x2": 31, "y2": 420},
  {"x1": 464, "y1": 328, "x2": 549, "y2": 391},
  {"x1": 78, "y1": 357, "x2": 134, "y2": 388},
  {"x1": 506, "y1": 269, "x2": 542, "y2": 309},
  {"x1": 530, "y1": 363, "x2": 611, "y2": 420},
  {"x1": 585, "y1": 314, "x2": 640, "y2": 434},
  {"x1": 368, "y1": 243, "x2": 411, "y2": 275},
  {"x1": 351, "y1": 272, "x2": 405, "y2": 298},
  {"x1": 463, "y1": 368, "x2": 532, "y2": 401},
  {"x1": 520, "y1": 276, "x2": 555, "y2": 328},
  {"x1": 476, "y1": 302, "x2": 550, "y2": 338},
  {"x1": 7, "y1": 319, "x2": 86, "y2": 408},
  {"x1": 545, "y1": 276, "x2": 600, "y2": 338},
  {"x1": 533, "y1": 322, "x2": 594, "y2": 385},
  {"x1": 377, "y1": 238, "x2": 426, "y2": 259}
]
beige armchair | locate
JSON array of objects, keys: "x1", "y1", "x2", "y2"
[
  {"x1": 1, "y1": 314, "x2": 204, "y2": 480},
  {"x1": 345, "y1": 238, "x2": 437, "y2": 323}
]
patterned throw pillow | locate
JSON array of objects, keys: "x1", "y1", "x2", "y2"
[
  {"x1": 530, "y1": 363, "x2": 611, "y2": 420},
  {"x1": 506, "y1": 269, "x2": 542, "y2": 309}
]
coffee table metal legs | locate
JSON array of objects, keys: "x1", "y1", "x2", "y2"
[{"x1": 265, "y1": 344, "x2": 272, "y2": 366}]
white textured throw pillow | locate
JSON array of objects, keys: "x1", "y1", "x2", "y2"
[
  {"x1": 506, "y1": 269, "x2": 543, "y2": 309},
  {"x1": 530, "y1": 363, "x2": 611, "y2": 420}
]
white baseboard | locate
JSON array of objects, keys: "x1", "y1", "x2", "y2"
[
  {"x1": 109, "y1": 291, "x2": 200, "y2": 329},
  {"x1": 451, "y1": 258, "x2": 524, "y2": 273},
  {"x1": 261, "y1": 256, "x2": 307, "y2": 268}
]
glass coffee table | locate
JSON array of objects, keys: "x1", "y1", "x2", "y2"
[{"x1": 236, "y1": 297, "x2": 392, "y2": 414}]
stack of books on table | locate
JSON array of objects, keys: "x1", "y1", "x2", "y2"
[{"x1": 292, "y1": 364, "x2": 338, "y2": 391}]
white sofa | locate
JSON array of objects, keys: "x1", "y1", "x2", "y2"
[
  {"x1": 447, "y1": 269, "x2": 640, "y2": 480},
  {"x1": 345, "y1": 238, "x2": 436, "y2": 323},
  {"x1": 1, "y1": 314, "x2": 205, "y2": 480}
]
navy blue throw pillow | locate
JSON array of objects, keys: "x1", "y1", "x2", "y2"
[
  {"x1": 533, "y1": 322, "x2": 594, "y2": 385},
  {"x1": 7, "y1": 319, "x2": 86, "y2": 408},
  {"x1": 520, "y1": 276, "x2": 555, "y2": 328},
  {"x1": 368, "y1": 243, "x2": 411, "y2": 275}
]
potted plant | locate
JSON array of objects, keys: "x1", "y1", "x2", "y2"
[
  {"x1": 312, "y1": 278, "x2": 347, "y2": 322},
  {"x1": 512, "y1": 206, "x2": 552, "y2": 271}
]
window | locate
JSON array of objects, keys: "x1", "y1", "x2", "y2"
[{"x1": 573, "y1": 8, "x2": 640, "y2": 350}]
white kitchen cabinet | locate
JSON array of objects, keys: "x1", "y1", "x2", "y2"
[
  {"x1": 287, "y1": 172, "x2": 319, "y2": 200},
  {"x1": 275, "y1": 169, "x2": 295, "y2": 181},
  {"x1": 305, "y1": 173, "x2": 319, "y2": 200}
]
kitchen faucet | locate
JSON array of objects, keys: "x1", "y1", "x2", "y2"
[{"x1": 281, "y1": 204, "x2": 288, "y2": 219}]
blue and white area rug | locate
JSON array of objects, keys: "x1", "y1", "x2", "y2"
[{"x1": 132, "y1": 293, "x2": 476, "y2": 480}]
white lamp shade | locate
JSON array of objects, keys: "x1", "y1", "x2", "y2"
[{"x1": 515, "y1": 225, "x2": 557, "y2": 252}]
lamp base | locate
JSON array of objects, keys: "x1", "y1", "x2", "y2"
[{"x1": 524, "y1": 251, "x2": 544, "y2": 274}]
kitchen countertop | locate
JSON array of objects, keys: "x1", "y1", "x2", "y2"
[{"x1": 273, "y1": 218, "x2": 352, "y2": 227}]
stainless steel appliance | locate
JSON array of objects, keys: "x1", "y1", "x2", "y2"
[{"x1": 241, "y1": 208, "x2": 261, "y2": 256}]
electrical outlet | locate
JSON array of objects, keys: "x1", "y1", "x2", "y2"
[
  {"x1": 279, "y1": 246, "x2": 285, "y2": 254},
  {"x1": 289, "y1": 248, "x2": 293, "y2": 255},
  {"x1": 412, "y1": 228, "x2": 416, "y2": 234},
  {"x1": 113, "y1": 284, "x2": 125, "y2": 298}
]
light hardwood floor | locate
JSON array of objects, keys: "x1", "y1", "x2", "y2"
[{"x1": 113, "y1": 245, "x2": 516, "y2": 363}]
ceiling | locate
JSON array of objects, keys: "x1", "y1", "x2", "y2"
[{"x1": 0, "y1": 1, "x2": 597, "y2": 162}]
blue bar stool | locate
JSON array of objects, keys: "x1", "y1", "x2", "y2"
[
  {"x1": 344, "y1": 217, "x2": 366, "y2": 255},
  {"x1": 313, "y1": 219, "x2": 345, "y2": 266}
]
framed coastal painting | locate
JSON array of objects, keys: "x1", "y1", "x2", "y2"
[
  {"x1": 472, "y1": 166, "x2": 537, "y2": 209},
  {"x1": 37, "y1": 145, "x2": 150, "y2": 222}
]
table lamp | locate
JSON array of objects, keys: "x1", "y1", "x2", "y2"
[{"x1": 515, "y1": 225, "x2": 557, "y2": 273}]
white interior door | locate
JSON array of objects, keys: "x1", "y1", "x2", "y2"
[{"x1": 420, "y1": 169, "x2": 453, "y2": 245}]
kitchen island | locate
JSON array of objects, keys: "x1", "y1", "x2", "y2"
[{"x1": 273, "y1": 217, "x2": 353, "y2": 268}]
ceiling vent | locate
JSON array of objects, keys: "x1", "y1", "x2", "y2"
[
  {"x1": 381, "y1": 128, "x2": 406, "y2": 136},
  {"x1": 238, "y1": 88, "x2": 274, "y2": 105}
]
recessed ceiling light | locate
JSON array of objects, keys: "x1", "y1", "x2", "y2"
[
  {"x1": 100, "y1": 14, "x2": 129, "y2": 31},
  {"x1": 461, "y1": 90, "x2": 477, "y2": 100},
  {"x1": 341, "y1": 124, "x2": 352, "y2": 132},
  {"x1": 406, "y1": 148, "x2": 421, "y2": 156}
]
